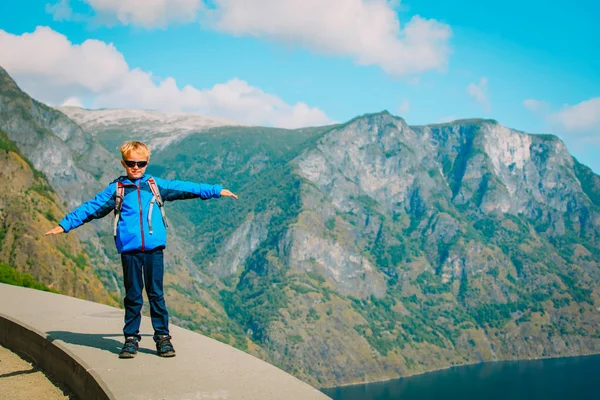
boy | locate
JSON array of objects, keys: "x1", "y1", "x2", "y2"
[{"x1": 45, "y1": 141, "x2": 237, "y2": 358}]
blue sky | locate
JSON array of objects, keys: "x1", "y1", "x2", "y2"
[{"x1": 0, "y1": 0, "x2": 599, "y2": 172}]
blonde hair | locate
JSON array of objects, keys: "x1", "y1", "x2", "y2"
[{"x1": 120, "y1": 141, "x2": 151, "y2": 160}]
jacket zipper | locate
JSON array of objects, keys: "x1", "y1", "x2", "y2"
[{"x1": 137, "y1": 182, "x2": 145, "y2": 251}]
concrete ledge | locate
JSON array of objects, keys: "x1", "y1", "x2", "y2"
[
  {"x1": 0, "y1": 283, "x2": 330, "y2": 400},
  {"x1": 0, "y1": 314, "x2": 111, "y2": 400}
]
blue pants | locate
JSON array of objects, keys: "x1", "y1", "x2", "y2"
[{"x1": 121, "y1": 247, "x2": 169, "y2": 341}]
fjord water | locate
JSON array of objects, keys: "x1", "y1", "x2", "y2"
[{"x1": 321, "y1": 354, "x2": 600, "y2": 400}]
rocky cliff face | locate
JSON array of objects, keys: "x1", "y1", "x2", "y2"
[
  {"x1": 0, "y1": 66, "x2": 128, "y2": 295},
  {"x1": 0, "y1": 68, "x2": 120, "y2": 207},
  {"x1": 0, "y1": 130, "x2": 118, "y2": 304},
  {"x1": 263, "y1": 112, "x2": 600, "y2": 386}
]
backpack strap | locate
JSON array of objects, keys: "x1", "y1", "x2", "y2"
[
  {"x1": 147, "y1": 177, "x2": 168, "y2": 234},
  {"x1": 113, "y1": 182, "x2": 125, "y2": 237}
]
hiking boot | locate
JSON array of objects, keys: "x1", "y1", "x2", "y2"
[
  {"x1": 119, "y1": 336, "x2": 139, "y2": 359},
  {"x1": 155, "y1": 334, "x2": 176, "y2": 357}
]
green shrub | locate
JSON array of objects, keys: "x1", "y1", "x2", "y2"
[{"x1": 0, "y1": 263, "x2": 56, "y2": 292}]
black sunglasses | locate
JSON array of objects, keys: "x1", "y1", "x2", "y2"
[{"x1": 124, "y1": 160, "x2": 148, "y2": 168}]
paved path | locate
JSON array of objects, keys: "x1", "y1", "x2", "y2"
[{"x1": 0, "y1": 283, "x2": 330, "y2": 400}]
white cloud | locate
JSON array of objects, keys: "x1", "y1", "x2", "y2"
[
  {"x1": 46, "y1": 0, "x2": 73, "y2": 21},
  {"x1": 62, "y1": 96, "x2": 84, "y2": 107},
  {"x1": 48, "y1": 0, "x2": 452, "y2": 77},
  {"x1": 0, "y1": 26, "x2": 331, "y2": 128},
  {"x1": 90, "y1": 0, "x2": 203, "y2": 27},
  {"x1": 550, "y1": 98, "x2": 600, "y2": 133},
  {"x1": 523, "y1": 99, "x2": 549, "y2": 113},
  {"x1": 387, "y1": 0, "x2": 402, "y2": 9},
  {"x1": 397, "y1": 100, "x2": 410, "y2": 115},
  {"x1": 208, "y1": 0, "x2": 451, "y2": 76},
  {"x1": 47, "y1": 0, "x2": 203, "y2": 28},
  {"x1": 522, "y1": 97, "x2": 600, "y2": 147},
  {"x1": 466, "y1": 77, "x2": 489, "y2": 111}
]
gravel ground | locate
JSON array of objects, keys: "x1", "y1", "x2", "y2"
[{"x1": 0, "y1": 344, "x2": 73, "y2": 400}]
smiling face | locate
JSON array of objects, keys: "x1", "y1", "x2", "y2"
[{"x1": 121, "y1": 148, "x2": 149, "y2": 180}]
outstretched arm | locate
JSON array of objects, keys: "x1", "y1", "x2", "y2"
[
  {"x1": 45, "y1": 183, "x2": 116, "y2": 235},
  {"x1": 153, "y1": 177, "x2": 237, "y2": 201}
]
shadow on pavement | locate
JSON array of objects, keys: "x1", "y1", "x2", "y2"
[{"x1": 46, "y1": 331, "x2": 156, "y2": 355}]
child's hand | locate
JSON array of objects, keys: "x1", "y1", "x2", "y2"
[
  {"x1": 220, "y1": 189, "x2": 238, "y2": 200},
  {"x1": 45, "y1": 226, "x2": 65, "y2": 236}
]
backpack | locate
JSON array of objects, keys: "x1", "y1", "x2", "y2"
[{"x1": 113, "y1": 177, "x2": 168, "y2": 236}]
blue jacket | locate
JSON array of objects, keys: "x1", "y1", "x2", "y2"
[{"x1": 59, "y1": 174, "x2": 222, "y2": 253}]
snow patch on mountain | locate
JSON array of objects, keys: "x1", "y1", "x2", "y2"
[{"x1": 56, "y1": 106, "x2": 246, "y2": 150}]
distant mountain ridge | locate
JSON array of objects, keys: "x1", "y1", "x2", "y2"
[
  {"x1": 57, "y1": 106, "x2": 245, "y2": 151},
  {"x1": 1, "y1": 65, "x2": 599, "y2": 388}
]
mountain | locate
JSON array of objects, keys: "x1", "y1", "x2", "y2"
[
  {"x1": 139, "y1": 112, "x2": 600, "y2": 386},
  {"x1": 1, "y1": 66, "x2": 599, "y2": 388},
  {"x1": 57, "y1": 106, "x2": 244, "y2": 152},
  {"x1": 0, "y1": 68, "x2": 120, "y2": 207},
  {"x1": 0, "y1": 129, "x2": 117, "y2": 305},
  {"x1": 0, "y1": 66, "x2": 129, "y2": 295}
]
